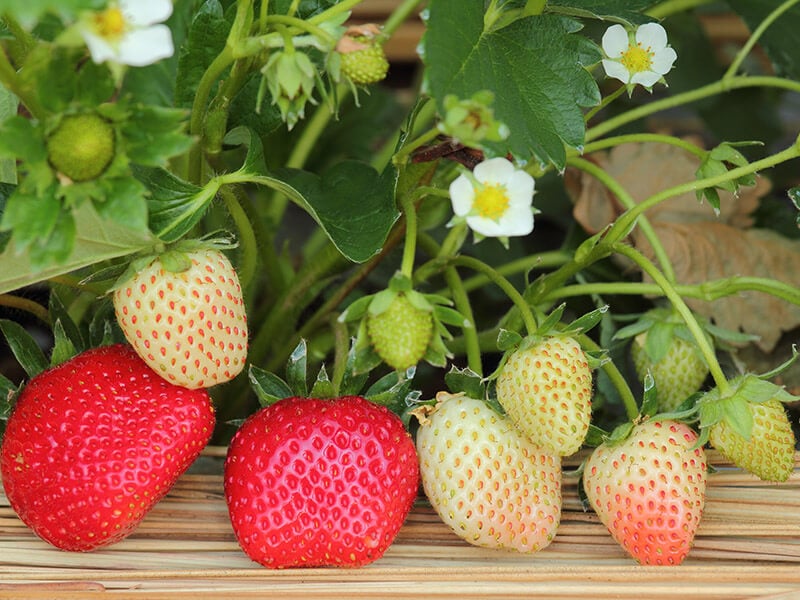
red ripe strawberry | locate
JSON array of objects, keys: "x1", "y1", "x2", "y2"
[
  {"x1": 583, "y1": 419, "x2": 707, "y2": 565},
  {"x1": 113, "y1": 248, "x2": 248, "y2": 389},
  {"x1": 0, "y1": 345, "x2": 215, "y2": 551},
  {"x1": 495, "y1": 336, "x2": 593, "y2": 457},
  {"x1": 224, "y1": 395, "x2": 419, "y2": 568},
  {"x1": 415, "y1": 393, "x2": 562, "y2": 553}
]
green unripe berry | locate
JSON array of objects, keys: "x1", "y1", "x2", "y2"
[
  {"x1": 46, "y1": 113, "x2": 115, "y2": 182},
  {"x1": 340, "y1": 42, "x2": 389, "y2": 86}
]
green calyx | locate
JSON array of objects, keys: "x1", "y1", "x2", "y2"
[{"x1": 46, "y1": 113, "x2": 115, "y2": 182}]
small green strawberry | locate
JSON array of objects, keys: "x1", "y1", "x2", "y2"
[
  {"x1": 583, "y1": 419, "x2": 708, "y2": 565},
  {"x1": 495, "y1": 335, "x2": 593, "y2": 457},
  {"x1": 46, "y1": 113, "x2": 115, "y2": 182},
  {"x1": 335, "y1": 24, "x2": 389, "y2": 86},
  {"x1": 415, "y1": 392, "x2": 562, "y2": 553},
  {"x1": 617, "y1": 308, "x2": 709, "y2": 412},
  {"x1": 699, "y1": 375, "x2": 796, "y2": 482},
  {"x1": 367, "y1": 293, "x2": 433, "y2": 371},
  {"x1": 113, "y1": 244, "x2": 248, "y2": 389},
  {"x1": 340, "y1": 273, "x2": 468, "y2": 373}
]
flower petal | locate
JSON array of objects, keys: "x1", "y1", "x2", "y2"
[
  {"x1": 449, "y1": 174, "x2": 475, "y2": 217},
  {"x1": 631, "y1": 70, "x2": 661, "y2": 88},
  {"x1": 497, "y1": 206, "x2": 534, "y2": 236},
  {"x1": 121, "y1": 0, "x2": 173, "y2": 26},
  {"x1": 504, "y1": 170, "x2": 534, "y2": 207},
  {"x1": 466, "y1": 215, "x2": 506, "y2": 238},
  {"x1": 602, "y1": 59, "x2": 630, "y2": 84},
  {"x1": 650, "y1": 46, "x2": 677, "y2": 75},
  {"x1": 81, "y1": 30, "x2": 118, "y2": 64},
  {"x1": 473, "y1": 157, "x2": 515, "y2": 185},
  {"x1": 636, "y1": 22, "x2": 668, "y2": 50},
  {"x1": 116, "y1": 25, "x2": 174, "y2": 66},
  {"x1": 602, "y1": 24, "x2": 629, "y2": 58}
]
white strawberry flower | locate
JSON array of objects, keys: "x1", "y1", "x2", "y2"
[
  {"x1": 601, "y1": 22, "x2": 677, "y2": 89},
  {"x1": 79, "y1": 0, "x2": 174, "y2": 67},
  {"x1": 448, "y1": 157, "x2": 535, "y2": 239}
]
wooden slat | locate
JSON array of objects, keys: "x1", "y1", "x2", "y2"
[{"x1": 0, "y1": 449, "x2": 798, "y2": 598}]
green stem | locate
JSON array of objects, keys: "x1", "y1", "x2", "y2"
[
  {"x1": 567, "y1": 156, "x2": 676, "y2": 283},
  {"x1": 266, "y1": 14, "x2": 338, "y2": 46},
  {"x1": 546, "y1": 277, "x2": 800, "y2": 307},
  {"x1": 381, "y1": 0, "x2": 427, "y2": 38},
  {"x1": 723, "y1": 0, "x2": 800, "y2": 80},
  {"x1": 0, "y1": 294, "x2": 49, "y2": 324},
  {"x1": 584, "y1": 85, "x2": 626, "y2": 123},
  {"x1": 443, "y1": 267, "x2": 483, "y2": 375},
  {"x1": 188, "y1": 46, "x2": 235, "y2": 183},
  {"x1": 457, "y1": 251, "x2": 571, "y2": 295},
  {"x1": 219, "y1": 185, "x2": 258, "y2": 294},
  {"x1": 613, "y1": 243, "x2": 730, "y2": 395},
  {"x1": 0, "y1": 46, "x2": 44, "y2": 119},
  {"x1": 308, "y1": 0, "x2": 364, "y2": 25},
  {"x1": 575, "y1": 133, "x2": 706, "y2": 158},
  {"x1": 609, "y1": 141, "x2": 800, "y2": 244},
  {"x1": 451, "y1": 255, "x2": 538, "y2": 336},
  {"x1": 392, "y1": 127, "x2": 441, "y2": 166},
  {"x1": 586, "y1": 76, "x2": 800, "y2": 142},
  {"x1": 646, "y1": 0, "x2": 714, "y2": 19},
  {"x1": 399, "y1": 194, "x2": 418, "y2": 278},
  {"x1": 578, "y1": 333, "x2": 639, "y2": 421}
]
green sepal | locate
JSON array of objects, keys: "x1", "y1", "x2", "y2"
[
  {"x1": 48, "y1": 290, "x2": 85, "y2": 353},
  {"x1": 248, "y1": 364, "x2": 294, "y2": 407},
  {"x1": 367, "y1": 288, "x2": 397, "y2": 315},
  {"x1": 444, "y1": 365, "x2": 485, "y2": 400},
  {"x1": 604, "y1": 420, "x2": 635, "y2": 447},
  {"x1": 497, "y1": 328, "x2": 524, "y2": 352},
  {"x1": 49, "y1": 319, "x2": 78, "y2": 368},
  {"x1": 286, "y1": 339, "x2": 309, "y2": 398},
  {"x1": 364, "y1": 368, "x2": 415, "y2": 414},
  {"x1": 0, "y1": 318, "x2": 48, "y2": 379},
  {"x1": 0, "y1": 372, "x2": 18, "y2": 421},
  {"x1": 583, "y1": 424, "x2": 610, "y2": 448},
  {"x1": 644, "y1": 320, "x2": 675, "y2": 365},
  {"x1": 640, "y1": 372, "x2": 659, "y2": 419},
  {"x1": 338, "y1": 294, "x2": 373, "y2": 323},
  {"x1": 309, "y1": 364, "x2": 335, "y2": 399},
  {"x1": 434, "y1": 305, "x2": 472, "y2": 329},
  {"x1": 585, "y1": 348, "x2": 610, "y2": 370},
  {"x1": 535, "y1": 303, "x2": 566, "y2": 337},
  {"x1": 756, "y1": 344, "x2": 798, "y2": 381},
  {"x1": 561, "y1": 304, "x2": 608, "y2": 336},
  {"x1": 338, "y1": 338, "x2": 371, "y2": 397}
]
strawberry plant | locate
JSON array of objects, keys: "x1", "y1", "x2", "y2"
[{"x1": 0, "y1": 0, "x2": 799, "y2": 571}]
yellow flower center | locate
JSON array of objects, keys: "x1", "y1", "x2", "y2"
[
  {"x1": 620, "y1": 44, "x2": 653, "y2": 74},
  {"x1": 93, "y1": 7, "x2": 127, "y2": 39},
  {"x1": 473, "y1": 184, "x2": 509, "y2": 221}
]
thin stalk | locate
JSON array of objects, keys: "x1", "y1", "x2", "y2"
[
  {"x1": 584, "y1": 85, "x2": 626, "y2": 123},
  {"x1": 219, "y1": 185, "x2": 258, "y2": 294},
  {"x1": 586, "y1": 76, "x2": 800, "y2": 142},
  {"x1": 450, "y1": 255, "x2": 538, "y2": 336},
  {"x1": 613, "y1": 243, "x2": 730, "y2": 395},
  {"x1": 575, "y1": 133, "x2": 706, "y2": 159},
  {"x1": 265, "y1": 15, "x2": 337, "y2": 46},
  {"x1": 399, "y1": 194, "x2": 418, "y2": 278},
  {"x1": 0, "y1": 294, "x2": 49, "y2": 324},
  {"x1": 723, "y1": 0, "x2": 800, "y2": 80},
  {"x1": 567, "y1": 156, "x2": 676, "y2": 283},
  {"x1": 646, "y1": 0, "x2": 714, "y2": 19},
  {"x1": 578, "y1": 333, "x2": 639, "y2": 421},
  {"x1": 458, "y1": 251, "x2": 571, "y2": 295},
  {"x1": 381, "y1": 0, "x2": 427, "y2": 38},
  {"x1": 443, "y1": 266, "x2": 483, "y2": 375},
  {"x1": 392, "y1": 127, "x2": 441, "y2": 166},
  {"x1": 308, "y1": 0, "x2": 364, "y2": 25}
]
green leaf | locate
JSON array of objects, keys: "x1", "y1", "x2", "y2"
[
  {"x1": 0, "y1": 0, "x2": 103, "y2": 28},
  {"x1": 94, "y1": 176, "x2": 149, "y2": 231},
  {"x1": 0, "y1": 88, "x2": 18, "y2": 185},
  {"x1": 132, "y1": 165, "x2": 212, "y2": 243},
  {"x1": 286, "y1": 339, "x2": 308, "y2": 397},
  {"x1": 0, "y1": 200, "x2": 153, "y2": 295},
  {"x1": 248, "y1": 364, "x2": 293, "y2": 407},
  {"x1": 424, "y1": 3, "x2": 600, "y2": 168},
  {"x1": 0, "y1": 184, "x2": 61, "y2": 253},
  {"x1": 174, "y1": 0, "x2": 230, "y2": 109},
  {"x1": 0, "y1": 318, "x2": 49, "y2": 378},
  {"x1": 547, "y1": 0, "x2": 656, "y2": 26},
  {"x1": 728, "y1": 0, "x2": 800, "y2": 80},
  {"x1": 272, "y1": 161, "x2": 400, "y2": 263},
  {"x1": 0, "y1": 115, "x2": 47, "y2": 164}
]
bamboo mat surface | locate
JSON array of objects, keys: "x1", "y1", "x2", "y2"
[{"x1": 1, "y1": 447, "x2": 799, "y2": 599}]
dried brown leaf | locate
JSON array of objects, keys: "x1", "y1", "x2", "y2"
[{"x1": 569, "y1": 143, "x2": 800, "y2": 352}]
